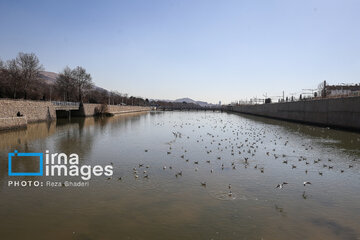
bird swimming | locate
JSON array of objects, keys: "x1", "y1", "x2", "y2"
[{"x1": 303, "y1": 181, "x2": 311, "y2": 186}]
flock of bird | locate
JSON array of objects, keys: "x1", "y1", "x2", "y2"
[{"x1": 110, "y1": 113, "x2": 358, "y2": 201}]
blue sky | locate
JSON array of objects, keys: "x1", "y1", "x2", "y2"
[{"x1": 0, "y1": 0, "x2": 359, "y2": 104}]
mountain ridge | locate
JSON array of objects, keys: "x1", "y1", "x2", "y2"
[{"x1": 152, "y1": 97, "x2": 217, "y2": 106}]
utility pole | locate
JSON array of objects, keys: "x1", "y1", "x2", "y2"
[{"x1": 263, "y1": 93, "x2": 267, "y2": 104}]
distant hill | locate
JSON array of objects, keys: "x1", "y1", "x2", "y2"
[
  {"x1": 174, "y1": 98, "x2": 196, "y2": 103},
  {"x1": 39, "y1": 71, "x2": 57, "y2": 85},
  {"x1": 174, "y1": 98, "x2": 211, "y2": 107},
  {"x1": 151, "y1": 97, "x2": 216, "y2": 106}
]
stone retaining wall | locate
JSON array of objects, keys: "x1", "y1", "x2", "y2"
[
  {"x1": 77, "y1": 104, "x2": 150, "y2": 117},
  {"x1": 107, "y1": 105, "x2": 151, "y2": 114},
  {"x1": 0, "y1": 117, "x2": 27, "y2": 131},
  {"x1": 0, "y1": 99, "x2": 150, "y2": 131},
  {"x1": 227, "y1": 96, "x2": 360, "y2": 130},
  {"x1": 0, "y1": 99, "x2": 56, "y2": 123}
]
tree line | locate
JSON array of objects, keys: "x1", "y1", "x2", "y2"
[{"x1": 0, "y1": 52, "x2": 149, "y2": 105}]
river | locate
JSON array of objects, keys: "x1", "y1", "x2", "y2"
[{"x1": 0, "y1": 111, "x2": 359, "y2": 240}]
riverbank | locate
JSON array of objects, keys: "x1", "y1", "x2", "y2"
[
  {"x1": 226, "y1": 96, "x2": 360, "y2": 131},
  {"x1": 0, "y1": 99, "x2": 150, "y2": 131}
]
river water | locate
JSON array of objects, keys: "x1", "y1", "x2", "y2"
[{"x1": 0, "y1": 111, "x2": 359, "y2": 240}]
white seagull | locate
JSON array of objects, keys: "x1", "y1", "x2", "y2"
[
  {"x1": 303, "y1": 181, "x2": 311, "y2": 186},
  {"x1": 275, "y1": 182, "x2": 288, "y2": 189}
]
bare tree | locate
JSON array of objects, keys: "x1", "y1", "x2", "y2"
[
  {"x1": 0, "y1": 53, "x2": 148, "y2": 103},
  {"x1": 0, "y1": 59, "x2": 5, "y2": 97},
  {"x1": 72, "y1": 66, "x2": 94, "y2": 102},
  {"x1": 0, "y1": 59, "x2": 4, "y2": 83},
  {"x1": 111, "y1": 90, "x2": 122, "y2": 105},
  {"x1": 56, "y1": 66, "x2": 75, "y2": 101},
  {"x1": 87, "y1": 88, "x2": 108, "y2": 103},
  {"x1": 123, "y1": 93, "x2": 128, "y2": 104},
  {"x1": 16, "y1": 52, "x2": 43, "y2": 99},
  {"x1": 5, "y1": 59, "x2": 22, "y2": 98}
]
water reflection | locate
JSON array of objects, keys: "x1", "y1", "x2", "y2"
[{"x1": 0, "y1": 111, "x2": 359, "y2": 240}]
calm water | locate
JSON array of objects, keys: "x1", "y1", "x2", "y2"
[{"x1": 0, "y1": 111, "x2": 359, "y2": 240}]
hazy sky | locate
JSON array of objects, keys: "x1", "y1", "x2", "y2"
[{"x1": 0, "y1": 0, "x2": 359, "y2": 104}]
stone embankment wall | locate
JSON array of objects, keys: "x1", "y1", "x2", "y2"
[
  {"x1": 107, "y1": 105, "x2": 150, "y2": 115},
  {"x1": 0, "y1": 99, "x2": 56, "y2": 131},
  {"x1": 0, "y1": 99, "x2": 56, "y2": 122},
  {"x1": 0, "y1": 99, "x2": 150, "y2": 131},
  {"x1": 75, "y1": 104, "x2": 150, "y2": 117},
  {"x1": 227, "y1": 96, "x2": 360, "y2": 130},
  {"x1": 0, "y1": 117, "x2": 27, "y2": 131}
]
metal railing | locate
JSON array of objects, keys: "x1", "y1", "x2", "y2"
[{"x1": 51, "y1": 101, "x2": 80, "y2": 107}]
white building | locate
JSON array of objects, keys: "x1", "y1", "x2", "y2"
[{"x1": 326, "y1": 85, "x2": 360, "y2": 97}]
